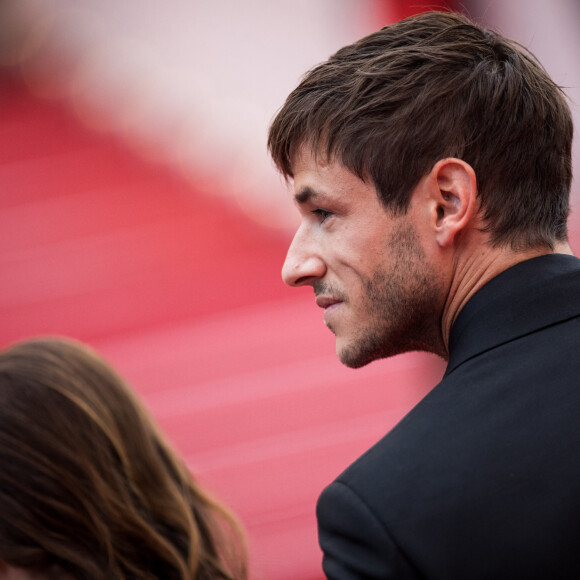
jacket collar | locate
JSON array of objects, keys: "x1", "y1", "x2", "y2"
[{"x1": 445, "y1": 254, "x2": 580, "y2": 376}]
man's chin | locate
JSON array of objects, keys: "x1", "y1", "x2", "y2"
[{"x1": 336, "y1": 340, "x2": 378, "y2": 369}]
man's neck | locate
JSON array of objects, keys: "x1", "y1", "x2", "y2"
[{"x1": 440, "y1": 240, "x2": 574, "y2": 357}]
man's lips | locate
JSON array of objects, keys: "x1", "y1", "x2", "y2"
[
  {"x1": 315, "y1": 296, "x2": 342, "y2": 309},
  {"x1": 315, "y1": 296, "x2": 344, "y2": 331}
]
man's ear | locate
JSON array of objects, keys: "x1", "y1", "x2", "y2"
[{"x1": 428, "y1": 158, "x2": 477, "y2": 247}]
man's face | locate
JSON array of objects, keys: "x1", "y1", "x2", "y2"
[{"x1": 282, "y1": 147, "x2": 445, "y2": 368}]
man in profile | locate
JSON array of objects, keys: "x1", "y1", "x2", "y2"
[{"x1": 268, "y1": 10, "x2": 580, "y2": 579}]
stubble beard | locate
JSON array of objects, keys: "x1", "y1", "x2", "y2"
[{"x1": 337, "y1": 223, "x2": 444, "y2": 369}]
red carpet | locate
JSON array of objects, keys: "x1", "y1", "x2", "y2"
[{"x1": 0, "y1": 73, "x2": 442, "y2": 579}]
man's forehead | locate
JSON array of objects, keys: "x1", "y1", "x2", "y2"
[
  {"x1": 291, "y1": 147, "x2": 379, "y2": 209},
  {"x1": 291, "y1": 147, "x2": 334, "y2": 206},
  {"x1": 291, "y1": 143, "x2": 333, "y2": 175}
]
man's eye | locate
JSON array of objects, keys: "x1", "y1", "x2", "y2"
[{"x1": 312, "y1": 208, "x2": 332, "y2": 222}]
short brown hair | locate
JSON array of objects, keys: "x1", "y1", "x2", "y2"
[
  {"x1": 0, "y1": 337, "x2": 247, "y2": 579},
  {"x1": 268, "y1": 11, "x2": 572, "y2": 249}
]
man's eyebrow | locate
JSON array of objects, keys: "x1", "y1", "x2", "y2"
[{"x1": 294, "y1": 187, "x2": 319, "y2": 205}]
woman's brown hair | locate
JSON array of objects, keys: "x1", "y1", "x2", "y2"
[{"x1": 0, "y1": 337, "x2": 247, "y2": 579}]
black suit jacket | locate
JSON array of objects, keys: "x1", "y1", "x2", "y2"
[{"x1": 317, "y1": 254, "x2": 580, "y2": 579}]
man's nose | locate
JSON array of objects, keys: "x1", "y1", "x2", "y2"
[{"x1": 281, "y1": 228, "x2": 326, "y2": 287}]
